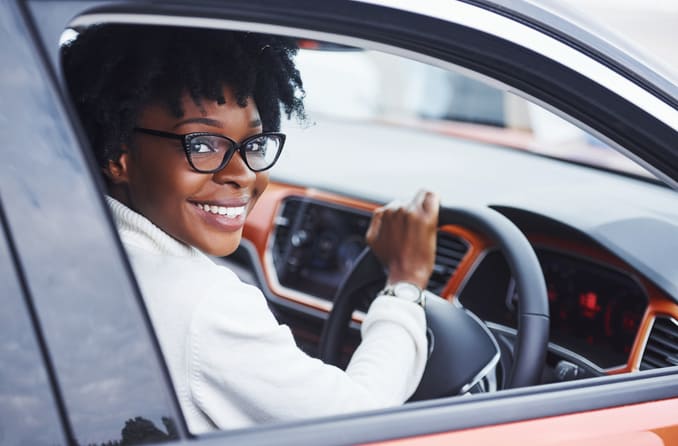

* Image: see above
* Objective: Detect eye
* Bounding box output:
[250,142,265,153]
[246,138,268,155]
[189,141,217,154]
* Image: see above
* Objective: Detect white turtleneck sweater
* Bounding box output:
[106,197,427,433]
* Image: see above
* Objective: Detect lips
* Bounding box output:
[189,198,250,231]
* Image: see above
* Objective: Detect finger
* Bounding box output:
[383,199,402,211]
[410,189,429,211]
[365,210,383,244]
[421,191,439,216]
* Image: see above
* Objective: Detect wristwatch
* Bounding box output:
[380,281,426,308]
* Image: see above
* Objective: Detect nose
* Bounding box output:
[212,151,256,188]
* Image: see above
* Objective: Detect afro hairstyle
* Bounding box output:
[62,24,305,168]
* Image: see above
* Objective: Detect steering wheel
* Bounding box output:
[318,205,549,399]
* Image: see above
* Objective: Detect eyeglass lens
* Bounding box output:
[187,134,283,172]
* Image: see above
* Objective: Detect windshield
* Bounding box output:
[276,47,655,198]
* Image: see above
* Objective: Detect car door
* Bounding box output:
[7,0,678,445]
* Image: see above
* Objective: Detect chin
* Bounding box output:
[199,237,241,258]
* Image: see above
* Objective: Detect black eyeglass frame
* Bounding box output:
[133,127,286,173]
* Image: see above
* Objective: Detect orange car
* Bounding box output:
[2,0,677,445]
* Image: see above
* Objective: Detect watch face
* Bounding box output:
[393,282,421,302]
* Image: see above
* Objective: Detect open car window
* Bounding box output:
[60,18,677,426]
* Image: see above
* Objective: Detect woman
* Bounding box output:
[63,24,438,433]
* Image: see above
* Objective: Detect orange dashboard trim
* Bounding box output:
[438,224,491,299]
[244,182,380,316]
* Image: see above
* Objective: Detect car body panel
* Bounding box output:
[369,397,678,445]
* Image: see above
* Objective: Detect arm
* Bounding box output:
[189,284,424,427]
[346,190,439,403]
[190,191,438,428]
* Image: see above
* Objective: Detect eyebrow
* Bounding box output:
[173,117,223,129]
[172,117,263,129]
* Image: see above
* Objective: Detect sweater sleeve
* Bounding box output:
[189,278,427,428]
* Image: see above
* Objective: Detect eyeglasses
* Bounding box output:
[133,127,286,173]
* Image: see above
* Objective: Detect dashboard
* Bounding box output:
[459,249,647,370]
[241,183,678,381]
[271,197,372,303]
[269,196,469,312]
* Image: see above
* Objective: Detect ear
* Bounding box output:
[103,150,131,185]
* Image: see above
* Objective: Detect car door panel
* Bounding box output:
[367,397,678,445]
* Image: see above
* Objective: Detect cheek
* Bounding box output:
[252,172,270,202]
[130,153,204,207]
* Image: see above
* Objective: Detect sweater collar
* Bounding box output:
[106,196,203,258]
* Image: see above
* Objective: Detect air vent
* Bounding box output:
[271,198,302,267]
[427,232,469,294]
[640,316,678,370]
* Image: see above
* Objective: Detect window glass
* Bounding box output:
[0,208,66,446]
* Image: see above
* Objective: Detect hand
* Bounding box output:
[365,190,439,289]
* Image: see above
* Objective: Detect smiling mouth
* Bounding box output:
[193,202,247,218]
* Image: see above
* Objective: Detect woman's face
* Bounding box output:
[109,86,269,256]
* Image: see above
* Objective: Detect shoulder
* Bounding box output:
[182,259,280,337]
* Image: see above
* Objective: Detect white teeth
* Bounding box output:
[195,202,246,218]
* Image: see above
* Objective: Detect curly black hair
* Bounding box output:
[62,24,305,168]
